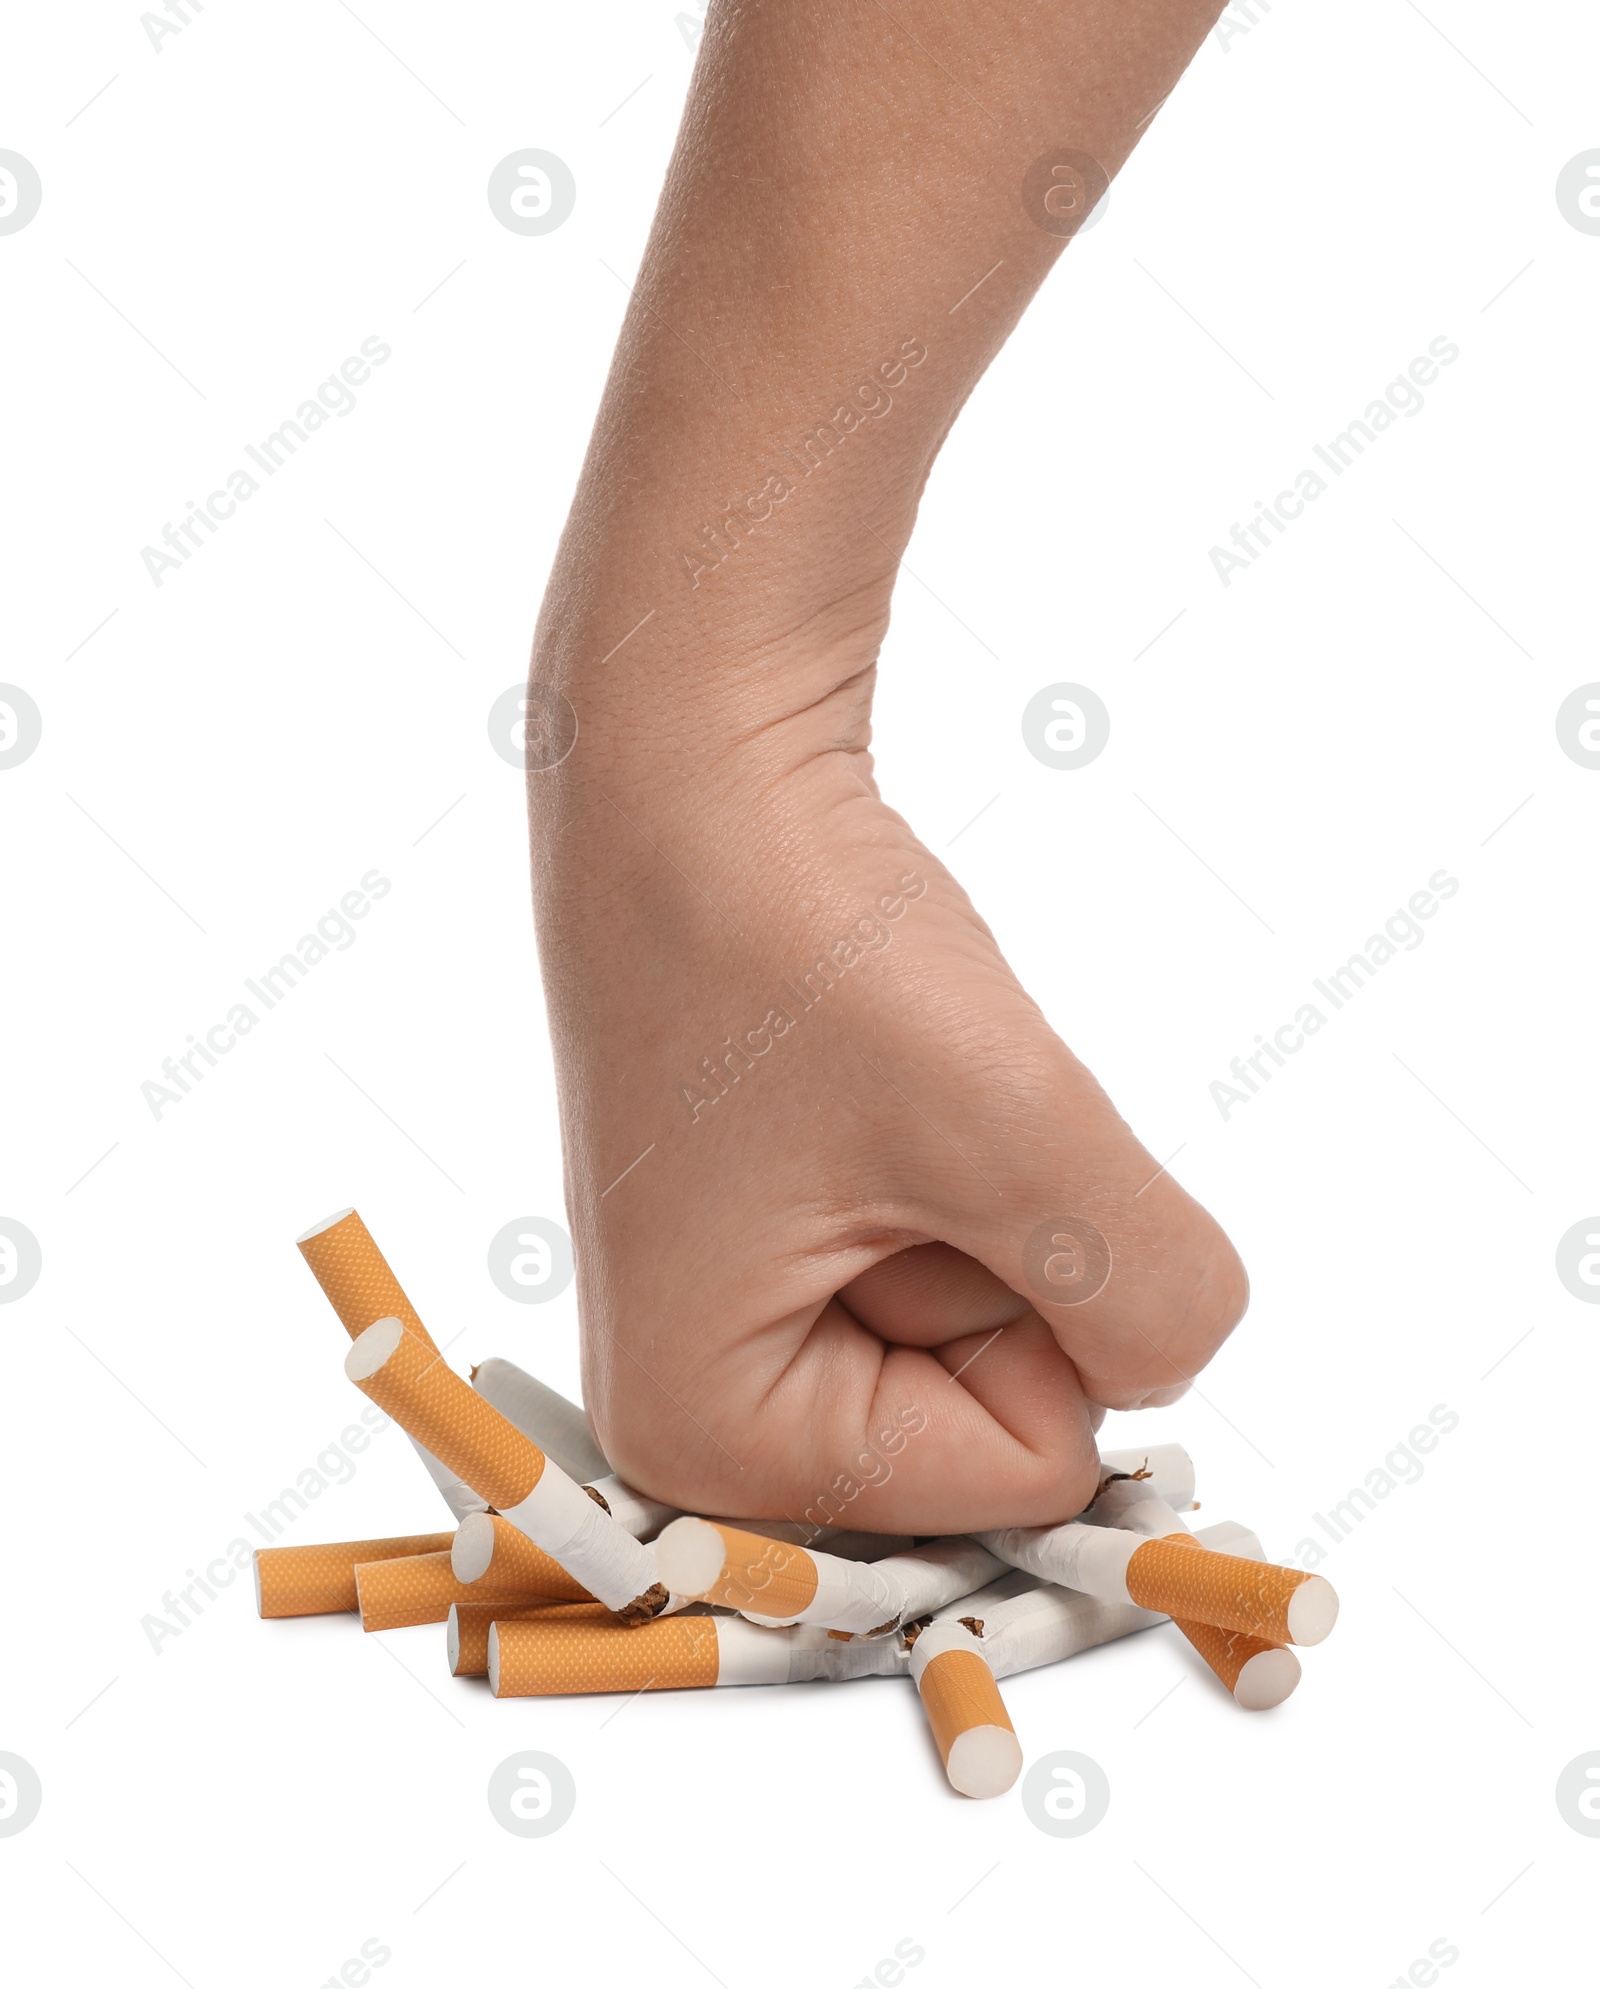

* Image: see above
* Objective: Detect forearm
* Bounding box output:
[525,0,1226,1162]
[530,0,1223,752]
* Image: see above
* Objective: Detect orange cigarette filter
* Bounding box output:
[1125,1536,1336,1647]
[448,1601,611,1677]
[1159,1535,1301,1709]
[297,1209,438,1349]
[349,1323,542,1510]
[253,1531,455,1619]
[489,1612,721,1698]
[353,1550,563,1633]
[451,1514,593,1602]
[1177,1616,1300,1708]
[664,1521,820,1618]
[908,1622,1022,1799]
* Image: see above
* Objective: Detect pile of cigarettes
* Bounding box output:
[259,1209,1340,1798]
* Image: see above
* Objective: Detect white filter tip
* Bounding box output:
[1286,1575,1339,1646]
[946,1726,1023,1799]
[654,1517,726,1598]
[451,1512,495,1583]
[344,1315,405,1381]
[1234,1645,1301,1710]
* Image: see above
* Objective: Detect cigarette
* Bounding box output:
[486,1610,900,1698]
[469,1356,611,1486]
[353,1550,563,1634]
[447,1601,611,1677]
[344,1318,669,1621]
[976,1514,1337,1646]
[450,1513,594,1601]
[296,1208,487,1521]
[655,1519,902,1632]
[253,1530,454,1618]
[975,1520,1270,1676]
[657,1522,1004,1637]
[1092,1480,1300,1710]
[907,1618,1022,1799]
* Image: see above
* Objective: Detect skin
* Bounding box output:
[525,0,1247,1533]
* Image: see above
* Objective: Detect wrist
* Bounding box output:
[526,331,959,783]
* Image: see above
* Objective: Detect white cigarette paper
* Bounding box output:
[469,1357,611,1486]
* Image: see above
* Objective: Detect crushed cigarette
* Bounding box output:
[909,1618,1022,1799]
[344,1317,672,1622]
[265,1209,1342,1799]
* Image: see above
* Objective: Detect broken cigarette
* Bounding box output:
[1093,1479,1300,1710]
[908,1618,1022,1799]
[976,1512,1336,1646]
[486,1609,902,1698]
[975,1519,1269,1677]
[480,1519,1269,1699]
[448,1601,611,1677]
[296,1209,487,1521]
[253,1530,455,1619]
[469,1356,611,1486]
[450,1513,594,1601]
[656,1521,1005,1637]
[344,1318,669,1621]
[655,1519,899,1632]
[353,1550,566,1634]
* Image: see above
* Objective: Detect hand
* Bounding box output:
[533,704,1247,1535]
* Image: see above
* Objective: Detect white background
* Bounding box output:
[3,1,1597,1983]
